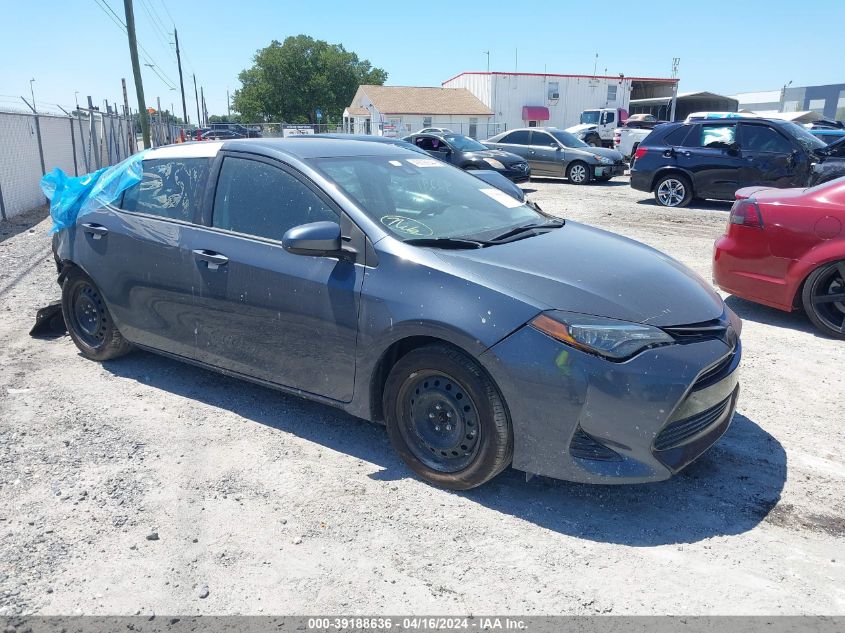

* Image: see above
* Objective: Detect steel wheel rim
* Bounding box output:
[811,262,845,333]
[398,370,481,473]
[570,164,587,183]
[71,283,107,347]
[657,178,685,206]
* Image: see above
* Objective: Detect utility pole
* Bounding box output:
[121,78,134,153]
[200,86,206,126]
[193,74,200,128]
[227,89,230,118]
[123,0,150,148]
[174,29,188,127]
[483,51,490,73]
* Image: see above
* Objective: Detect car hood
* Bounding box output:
[567,145,624,161]
[436,222,724,327]
[565,123,596,135]
[464,149,525,165]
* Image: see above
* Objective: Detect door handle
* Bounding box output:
[81,223,108,239]
[193,249,229,271]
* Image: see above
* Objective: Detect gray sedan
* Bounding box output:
[485,127,625,184]
[52,138,740,490]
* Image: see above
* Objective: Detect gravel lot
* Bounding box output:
[0,176,843,616]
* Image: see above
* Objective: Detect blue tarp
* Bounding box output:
[40,150,147,233]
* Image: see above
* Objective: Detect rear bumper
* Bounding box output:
[713,235,796,312]
[480,325,741,484]
[630,170,653,192]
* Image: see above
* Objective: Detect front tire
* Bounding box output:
[654,173,692,207]
[382,344,512,490]
[61,268,133,361]
[585,135,602,147]
[567,161,590,185]
[801,261,845,339]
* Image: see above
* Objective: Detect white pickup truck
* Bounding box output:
[613,127,652,162]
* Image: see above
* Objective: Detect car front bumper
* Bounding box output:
[594,163,625,178]
[501,165,531,183]
[480,325,740,484]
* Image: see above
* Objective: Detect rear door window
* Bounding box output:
[696,124,737,149]
[212,156,336,242]
[663,126,691,146]
[740,124,794,153]
[530,131,558,147]
[121,158,211,222]
[499,130,531,145]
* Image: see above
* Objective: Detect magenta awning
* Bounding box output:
[522,106,550,121]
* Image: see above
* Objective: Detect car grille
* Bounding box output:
[570,427,622,462]
[693,351,736,390]
[653,396,732,451]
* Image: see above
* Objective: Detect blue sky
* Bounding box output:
[3,0,843,120]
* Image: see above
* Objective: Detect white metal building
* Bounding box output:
[343,85,494,138]
[442,71,678,135]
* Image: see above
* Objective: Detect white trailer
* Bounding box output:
[442,71,677,138]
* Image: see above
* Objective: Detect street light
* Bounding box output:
[29,78,36,113]
[780,80,793,112]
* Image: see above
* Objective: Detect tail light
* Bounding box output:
[729,199,763,228]
[633,146,648,160]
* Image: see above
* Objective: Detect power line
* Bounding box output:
[91,0,179,90]
[139,0,175,62]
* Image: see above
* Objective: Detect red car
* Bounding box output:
[713,177,845,338]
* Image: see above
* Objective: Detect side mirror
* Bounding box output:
[727,142,740,156]
[283,221,342,257]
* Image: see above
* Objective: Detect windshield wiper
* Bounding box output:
[486,219,564,243]
[404,237,488,249]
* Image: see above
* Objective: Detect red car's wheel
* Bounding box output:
[802,261,845,339]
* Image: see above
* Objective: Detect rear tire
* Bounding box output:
[654,173,692,207]
[382,344,512,490]
[61,268,133,361]
[801,261,845,339]
[567,161,590,185]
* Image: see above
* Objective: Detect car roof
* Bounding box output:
[168,137,419,159]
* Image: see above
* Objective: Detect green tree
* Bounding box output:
[232,35,387,123]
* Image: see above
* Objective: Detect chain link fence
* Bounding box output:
[209,121,508,141]
[0,105,153,220]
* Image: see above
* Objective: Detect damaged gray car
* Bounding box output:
[52,138,741,489]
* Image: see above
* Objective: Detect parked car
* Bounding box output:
[303,133,525,200]
[625,114,660,129]
[416,127,453,135]
[404,133,530,183]
[713,177,845,339]
[631,117,845,207]
[53,138,740,489]
[485,127,625,184]
[201,129,245,140]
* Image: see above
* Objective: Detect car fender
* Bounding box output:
[345,246,544,421]
[650,165,697,192]
[788,239,845,304]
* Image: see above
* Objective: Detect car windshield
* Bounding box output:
[549,130,589,148]
[443,134,487,151]
[782,121,828,153]
[310,155,545,242]
[580,111,600,124]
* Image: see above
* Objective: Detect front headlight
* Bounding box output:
[483,158,506,170]
[591,155,613,164]
[530,311,674,360]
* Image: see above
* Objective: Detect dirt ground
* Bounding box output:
[0,177,842,617]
